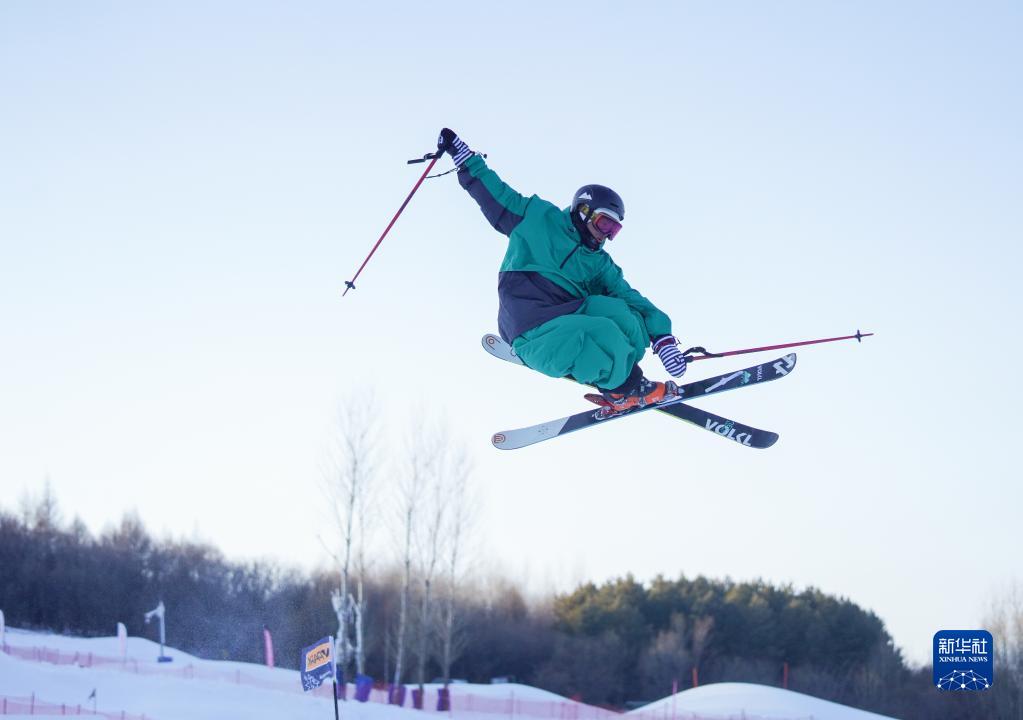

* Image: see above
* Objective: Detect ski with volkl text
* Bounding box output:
[491,400,778,451]
[670,403,778,448]
[482,334,791,450]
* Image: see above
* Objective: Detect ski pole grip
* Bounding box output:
[681,346,719,360]
[407,151,442,165]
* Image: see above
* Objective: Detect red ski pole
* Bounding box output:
[343,150,444,296]
[682,329,873,362]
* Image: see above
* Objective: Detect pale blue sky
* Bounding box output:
[1,2,1020,666]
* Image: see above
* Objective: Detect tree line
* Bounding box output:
[2,492,1020,719]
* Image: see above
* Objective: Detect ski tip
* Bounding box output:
[770,353,796,376]
[757,432,780,449]
[491,432,509,449]
[482,332,526,365]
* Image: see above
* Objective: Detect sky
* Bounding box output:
[1,1,1021,667]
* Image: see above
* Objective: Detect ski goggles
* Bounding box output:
[590,209,623,240]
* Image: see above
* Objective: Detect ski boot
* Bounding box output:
[591,377,681,415]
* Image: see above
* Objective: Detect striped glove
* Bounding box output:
[437,128,474,167]
[652,335,687,378]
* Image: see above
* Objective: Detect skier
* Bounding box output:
[438,128,688,412]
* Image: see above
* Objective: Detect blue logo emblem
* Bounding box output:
[933,630,993,691]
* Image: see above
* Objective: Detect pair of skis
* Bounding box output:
[482,334,793,451]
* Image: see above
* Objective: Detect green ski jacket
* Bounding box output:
[457,154,672,343]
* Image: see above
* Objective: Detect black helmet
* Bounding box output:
[571,184,624,224]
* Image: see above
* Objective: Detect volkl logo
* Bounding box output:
[705,419,752,446]
[773,354,796,376]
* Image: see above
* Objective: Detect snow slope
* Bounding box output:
[0,627,899,720]
[632,682,898,720]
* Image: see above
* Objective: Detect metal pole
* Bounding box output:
[684,330,874,362]
[343,153,443,296]
[331,635,341,720]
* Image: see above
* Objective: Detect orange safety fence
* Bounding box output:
[451,694,619,719]
[0,693,148,718]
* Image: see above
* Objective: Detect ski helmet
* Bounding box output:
[572,184,625,224]
[572,184,624,249]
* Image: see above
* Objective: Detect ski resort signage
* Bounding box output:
[300,636,335,691]
[933,629,994,691]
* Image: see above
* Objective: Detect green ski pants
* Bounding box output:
[511,295,649,391]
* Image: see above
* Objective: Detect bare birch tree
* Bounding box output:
[324,393,377,682]
[389,414,477,704]
[985,581,1023,718]
[391,420,432,699]
[413,462,446,695]
[413,439,451,698]
[352,507,369,675]
[392,488,414,700]
[436,450,475,685]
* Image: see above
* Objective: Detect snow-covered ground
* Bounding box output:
[0,627,899,720]
[630,683,898,720]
